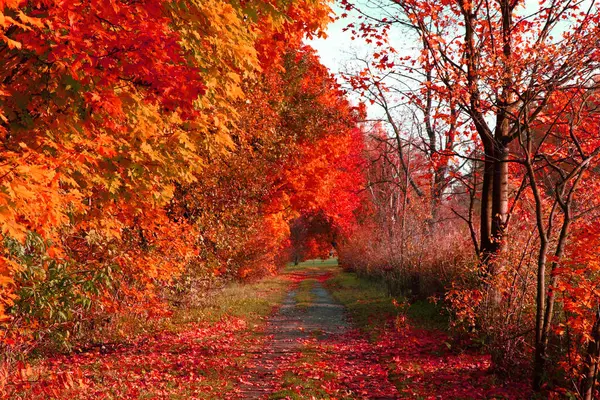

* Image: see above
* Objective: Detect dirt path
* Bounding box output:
[235,271,398,399]
[9,264,529,399]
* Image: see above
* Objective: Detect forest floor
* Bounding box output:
[8,260,531,399]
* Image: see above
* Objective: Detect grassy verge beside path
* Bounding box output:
[8,271,292,399]
[322,261,530,399]
[325,267,448,334]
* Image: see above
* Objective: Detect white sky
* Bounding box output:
[304,2,420,121]
[306,0,589,73]
[305,4,355,75]
[305,2,418,75]
[304,0,595,125]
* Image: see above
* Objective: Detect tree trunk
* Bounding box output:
[480,148,494,261]
[533,218,571,391]
[480,0,513,272]
[532,242,549,391]
[527,154,550,392]
[581,308,600,400]
[532,167,582,392]
[490,143,510,263]
[480,149,509,260]
[480,142,510,305]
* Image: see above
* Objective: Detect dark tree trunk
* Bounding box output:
[480,141,510,305]
[581,308,600,400]
[480,147,494,263]
[490,143,510,260]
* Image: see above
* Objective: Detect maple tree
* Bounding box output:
[0,0,369,374]
[7,0,600,397]
[339,0,600,395]
[518,87,600,396]
[168,44,364,279]
[343,0,600,260]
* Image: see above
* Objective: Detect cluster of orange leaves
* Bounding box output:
[0,0,365,349]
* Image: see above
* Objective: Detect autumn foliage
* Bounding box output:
[0,0,365,367]
[337,0,600,396]
[7,0,600,397]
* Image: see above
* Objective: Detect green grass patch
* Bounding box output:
[89,275,290,345]
[295,279,317,309]
[284,258,339,273]
[326,271,448,334]
[407,299,448,331]
[326,272,397,335]
[169,275,289,327]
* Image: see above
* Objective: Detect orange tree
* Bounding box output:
[169,45,365,280]
[0,0,363,354]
